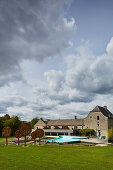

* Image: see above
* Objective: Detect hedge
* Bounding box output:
[79,129,95,136]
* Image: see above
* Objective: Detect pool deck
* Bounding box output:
[1,136,111,146]
[81,138,109,145]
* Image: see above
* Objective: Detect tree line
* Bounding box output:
[0,114,39,136]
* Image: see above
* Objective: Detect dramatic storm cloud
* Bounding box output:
[0,0,113,120]
[0,0,76,87]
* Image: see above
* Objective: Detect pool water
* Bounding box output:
[47,136,87,143]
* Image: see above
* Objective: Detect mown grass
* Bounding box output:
[0,143,113,170]
[0,136,16,141]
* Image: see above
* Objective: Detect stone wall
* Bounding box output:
[84,111,108,137]
[34,119,46,130]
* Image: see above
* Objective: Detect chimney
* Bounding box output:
[74,116,77,119]
[103,106,107,110]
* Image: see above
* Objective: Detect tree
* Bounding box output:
[0,114,10,136]
[31,131,37,144]
[2,127,12,145]
[15,130,22,145]
[0,117,4,136]
[108,128,113,142]
[35,129,44,145]
[4,116,21,135]
[30,117,38,128]
[19,122,32,146]
[2,114,10,121]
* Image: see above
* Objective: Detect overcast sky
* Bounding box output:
[0,0,113,120]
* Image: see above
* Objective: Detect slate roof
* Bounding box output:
[90,106,113,118]
[47,119,84,126]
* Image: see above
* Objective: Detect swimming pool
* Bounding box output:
[47,136,87,143]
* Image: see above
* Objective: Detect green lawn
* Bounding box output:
[0,136,24,141]
[0,143,113,170]
[0,136,16,141]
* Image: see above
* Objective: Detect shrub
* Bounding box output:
[79,129,95,136]
[108,128,113,142]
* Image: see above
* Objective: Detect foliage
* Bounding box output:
[0,115,21,136]
[4,116,21,135]
[35,129,44,138]
[19,122,31,136]
[0,114,11,136]
[0,118,4,136]
[2,127,12,137]
[79,129,95,136]
[108,128,113,142]
[2,114,10,121]
[15,130,22,138]
[30,117,38,128]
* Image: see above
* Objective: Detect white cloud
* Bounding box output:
[64,17,76,29]
[65,39,113,94]
[106,37,113,56]
[44,70,65,91]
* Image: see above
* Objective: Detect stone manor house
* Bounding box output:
[34,106,113,138]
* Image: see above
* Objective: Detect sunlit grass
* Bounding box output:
[0,143,113,170]
[0,136,16,141]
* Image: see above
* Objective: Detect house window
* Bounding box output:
[97,122,99,127]
[97,116,99,120]
[90,116,92,118]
